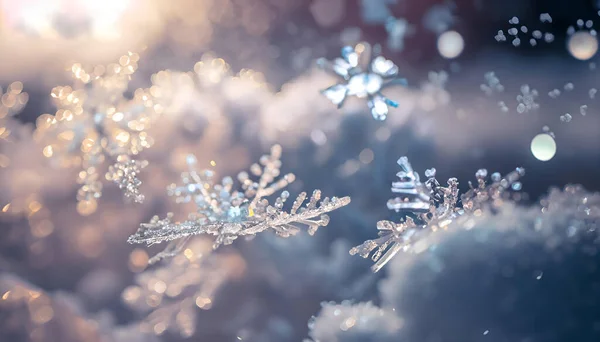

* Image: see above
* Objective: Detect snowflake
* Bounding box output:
[127,145,351,261]
[33,52,162,215]
[516,84,539,113]
[0,82,29,141]
[318,43,407,121]
[350,157,525,272]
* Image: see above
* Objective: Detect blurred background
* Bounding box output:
[0,0,599,341]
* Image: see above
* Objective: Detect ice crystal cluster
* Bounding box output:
[33,53,162,215]
[122,239,244,337]
[0,82,29,142]
[480,72,504,96]
[318,43,407,121]
[127,145,351,262]
[495,15,555,47]
[351,157,525,272]
[516,84,539,113]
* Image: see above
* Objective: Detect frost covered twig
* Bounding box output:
[351,157,524,272]
[128,145,351,262]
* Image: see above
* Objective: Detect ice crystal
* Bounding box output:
[128,145,351,261]
[497,14,555,47]
[516,84,539,113]
[33,53,161,214]
[318,43,407,121]
[567,19,597,37]
[350,157,524,272]
[106,156,149,203]
[560,113,573,122]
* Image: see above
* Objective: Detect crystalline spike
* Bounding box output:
[351,157,525,272]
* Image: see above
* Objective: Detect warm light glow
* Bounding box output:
[2,0,132,40]
[568,31,598,61]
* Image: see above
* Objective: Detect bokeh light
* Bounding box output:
[437,30,464,59]
[567,31,598,60]
[530,133,557,161]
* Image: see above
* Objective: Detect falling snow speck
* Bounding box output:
[564,83,574,91]
[539,13,552,23]
[548,89,561,98]
[580,105,588,116]
[495,30,506,42]
[560,113,573,122]
[590,88,597,99]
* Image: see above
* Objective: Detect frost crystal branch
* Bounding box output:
[33,53,162,215]
[318,42,407,121]
[128,145,351,262]
[351,157,525,272]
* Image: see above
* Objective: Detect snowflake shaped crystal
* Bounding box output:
[318,43,407,121]
[128,145,351,262]
[350,157,525,272]
[33,53,161,215]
